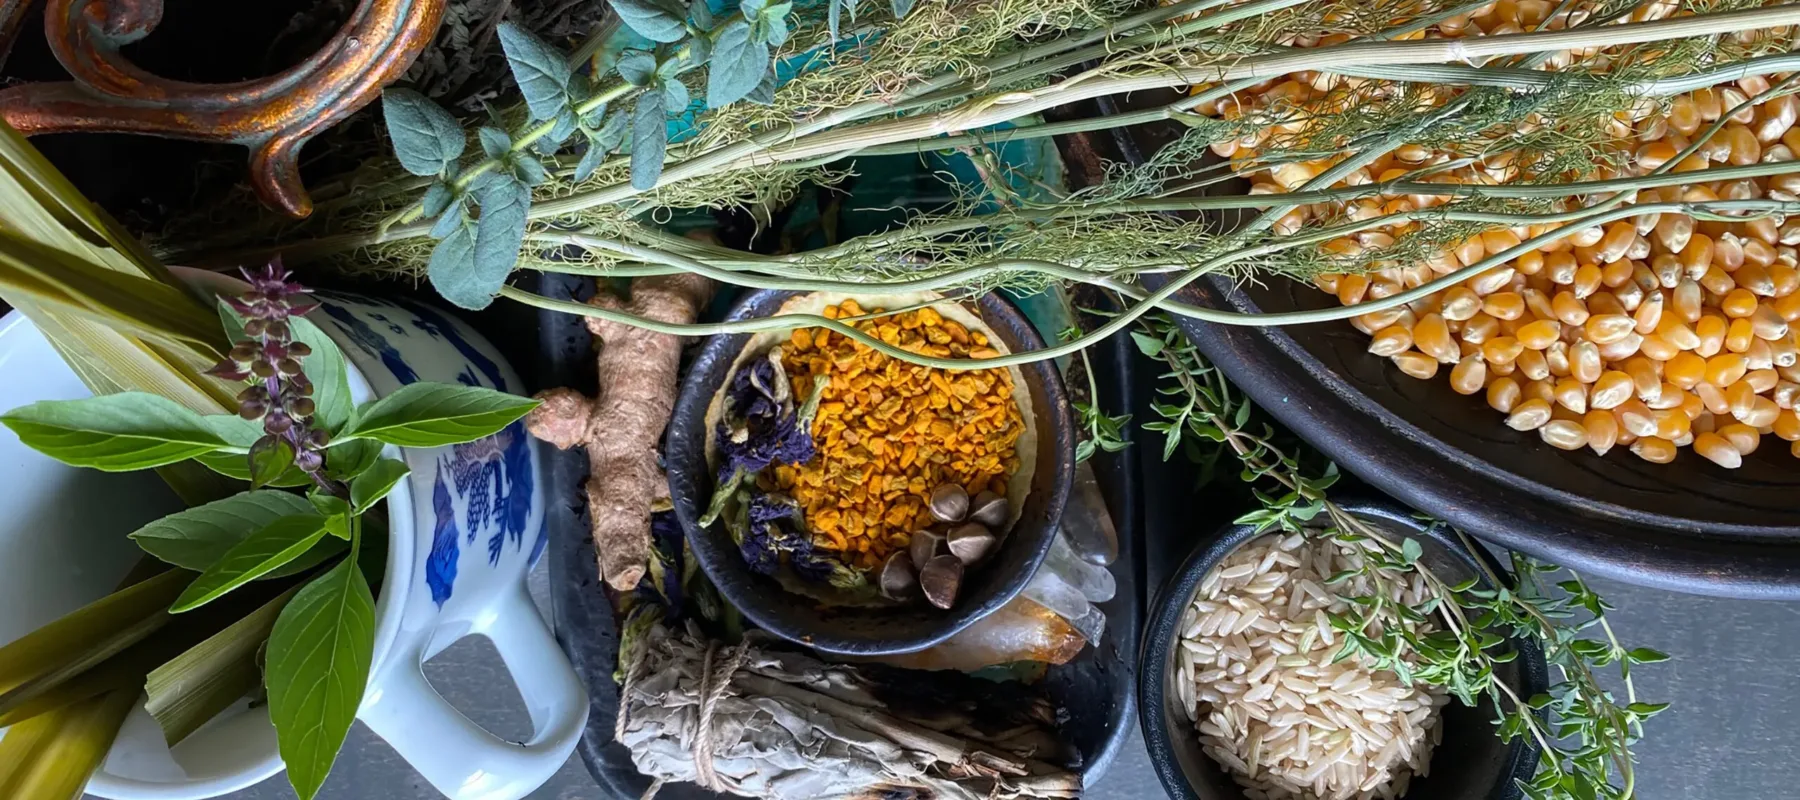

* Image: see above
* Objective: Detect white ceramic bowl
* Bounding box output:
[0,278,586,800]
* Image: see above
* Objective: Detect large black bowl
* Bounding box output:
[1140,497,1548,800]
[1061,99,1800,599]
[666,289,1074,655]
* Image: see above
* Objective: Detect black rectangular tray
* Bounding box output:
[526,271,1146,798]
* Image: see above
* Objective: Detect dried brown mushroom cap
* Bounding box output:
[969,490,1008,528]
[946,523,997,565]
[919,555,964,610]
[879,551,919,601]
[928,483,970,524]
[909,529,945,568]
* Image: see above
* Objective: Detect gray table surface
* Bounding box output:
[188,556,1795,800]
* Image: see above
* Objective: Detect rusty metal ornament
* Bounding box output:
[0,0,447,218]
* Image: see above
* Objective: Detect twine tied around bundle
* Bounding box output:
[624,639,750,800]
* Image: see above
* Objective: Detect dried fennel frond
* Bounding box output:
[617,615,1081,799]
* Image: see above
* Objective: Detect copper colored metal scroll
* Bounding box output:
[0,0,446,217]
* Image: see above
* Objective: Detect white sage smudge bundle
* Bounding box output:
[617,615,1081,800]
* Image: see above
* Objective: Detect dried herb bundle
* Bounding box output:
[616,613,1081,799]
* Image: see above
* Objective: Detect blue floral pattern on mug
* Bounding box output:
[315,295,544,608]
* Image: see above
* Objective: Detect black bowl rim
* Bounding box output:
[1136,495,1549,800]
[666,288,1074,655]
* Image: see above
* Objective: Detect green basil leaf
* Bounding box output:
[617,50,657,86]
[477,126,511,159]
[325,437,384,481]
[266,536,349,580]
[290,317,354,435]
[248,437,297,490]
[1,392,232,471]
[266,556,375,800]
[216,298,248,343]
[195,450,312,487]
[421,182,455,217]
[496,21,572,121]
[341,383,538,447]
[610,0,688,42]
[382,89,465,177]
[631,92,668,191]
[311,493,353,540]
[171,514,332,612]
[130,490,318,571]
[350,459,411,513]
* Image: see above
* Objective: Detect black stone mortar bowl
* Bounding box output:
[1139,497,1548,800]
[666,288,1074,656]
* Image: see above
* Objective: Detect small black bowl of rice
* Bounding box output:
[1139,496,1548,800]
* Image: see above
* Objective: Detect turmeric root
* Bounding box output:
[527,274,713,591]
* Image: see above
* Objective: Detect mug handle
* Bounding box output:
[358,584,588,800]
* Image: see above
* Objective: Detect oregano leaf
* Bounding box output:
[892,0,915,18]
[429,208,467,241]
[631,92,668,191]
[548,108,579,145]
[689,0,714,29]
[421,182,455,217]
[381,89,465,177]
[496,21,573,121]
[609,0,689,42]
[757,5,791,45]
[664,76,691,110]
[581,102,608,128]
[828,0,841,40]
[595,110,630,152]
[426,223,478,308]
[434,176,535,310]
[478,126,511,159]
[574,141,608,183]
[618,50,657,86]
[708,21,769,109]
[514,156,550,186]
[746,70,777,105]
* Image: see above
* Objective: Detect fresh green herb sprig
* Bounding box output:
[1132,310,1667,800]
[0,263,539,800]
[379,0,820,310]
[1058,322,1131,463]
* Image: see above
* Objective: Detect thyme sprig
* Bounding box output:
[1134,310,1668,800]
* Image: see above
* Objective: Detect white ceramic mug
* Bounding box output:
[0,278,586,800]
